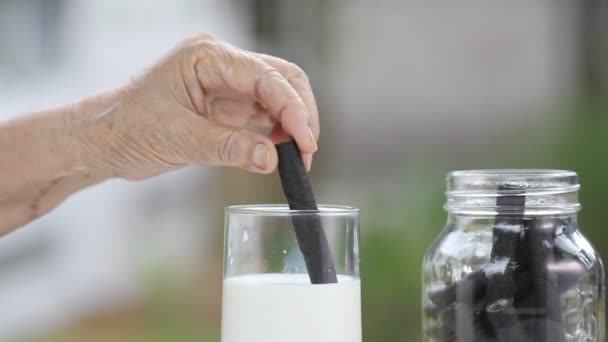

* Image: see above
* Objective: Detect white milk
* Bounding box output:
[221,273,362,342]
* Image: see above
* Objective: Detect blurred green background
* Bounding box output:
[0,0,607,341]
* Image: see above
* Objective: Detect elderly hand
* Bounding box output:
[78,33,319,180]
[0,33,320,234]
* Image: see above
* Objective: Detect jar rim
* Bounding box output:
[445,169,581,215]
[449,169,577,178]
[447,169,579,193]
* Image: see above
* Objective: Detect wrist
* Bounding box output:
[67,87,130,180]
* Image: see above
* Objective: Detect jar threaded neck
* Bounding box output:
[445,169,580,216]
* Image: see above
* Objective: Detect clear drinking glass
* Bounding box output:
[221,204,361,342]
[422,170,605,341]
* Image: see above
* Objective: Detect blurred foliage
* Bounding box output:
[361,168,445,341]
[549,99,608,255]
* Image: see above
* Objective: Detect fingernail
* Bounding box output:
[303,154,313,172]
[308,128,318,152]
[252,143,270,170]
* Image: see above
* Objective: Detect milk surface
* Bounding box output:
[221,273,361,342]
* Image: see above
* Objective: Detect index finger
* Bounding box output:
[255,54,320,142]
[193,45,317,154]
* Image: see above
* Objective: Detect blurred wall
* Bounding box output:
[226,0,582,211]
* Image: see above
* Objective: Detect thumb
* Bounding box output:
[195,120,278,174]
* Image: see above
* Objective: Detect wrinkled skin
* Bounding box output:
[80,33,319,178]
[0,33,319,235]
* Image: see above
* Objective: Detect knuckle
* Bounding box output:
[182,32,217,46]
[180,34,220,58]
[198,32,217,41]
[261,63,282,79]
[177,39,216,68]
[286,62,309,83]
[230,49,256,70]
[217,129,237,165]
[216,129,249,167]
[194,40,218,56]
[254,65,284,99]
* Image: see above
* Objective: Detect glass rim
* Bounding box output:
[225,204,359,216]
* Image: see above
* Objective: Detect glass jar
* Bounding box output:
[422,170,605,341]
[221,205,361,342]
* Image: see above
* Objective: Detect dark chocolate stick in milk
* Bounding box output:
[276,140,338,284]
